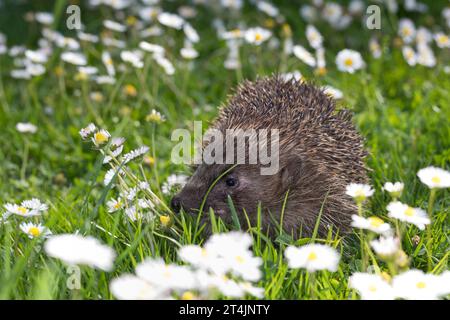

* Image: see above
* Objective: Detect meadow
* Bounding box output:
[0,0,449,300]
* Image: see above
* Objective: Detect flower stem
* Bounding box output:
[426,188,437,271]
[357,202,367,271]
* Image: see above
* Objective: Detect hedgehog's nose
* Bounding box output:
[171,195,182,213]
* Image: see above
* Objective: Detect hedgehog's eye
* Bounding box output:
[225,177,238,187]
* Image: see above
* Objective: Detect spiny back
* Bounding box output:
[213,76,367,184]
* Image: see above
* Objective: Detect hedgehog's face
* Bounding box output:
[171,164,282,226]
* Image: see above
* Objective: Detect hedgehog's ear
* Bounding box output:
[279,155,302,190]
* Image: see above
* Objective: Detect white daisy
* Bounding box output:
[92,129,111,147]
[103,20,127,33]
[16,122,37,134]
[335,49,365,73]
[370,236,400,257]
[136,259,197,291]
[434,32,450,48]
[20,222,52,239]
[123,146,150,164]
[244,27,271,45]
[106,198,123,213]
[162,174,188,194]
[120,50,144,69]
[383,182,404,198]
[79,123,96,139]
[44,234,116,271]
[157,12,185,30]
[351,215,391,234]
[285,244,340,272]
[61,51,87,66]
[417,166,450,189]
[392,270,448,300]
[402,46,417,66]
[110,274,169,300]
[349,273,395,300]
[306,25,323,49]
[293,45,316,67]
[398,18,416,43]
[387,201,430,230]
[345,183,374,202]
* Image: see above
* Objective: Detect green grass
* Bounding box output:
[0,1,449,299]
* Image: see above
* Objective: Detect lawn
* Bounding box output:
[0,0,448,300]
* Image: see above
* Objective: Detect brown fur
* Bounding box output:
[171,76,368,237]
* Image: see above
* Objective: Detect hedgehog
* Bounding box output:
[171,76,368,237]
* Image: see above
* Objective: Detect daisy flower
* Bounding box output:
[293,45,316,67]
[180,47,199,60]
[398,18,416,43]
[44,234,116,271]
[417,166,450,189]
[162,174,188,194]
[120,50,144,69]
[285,244,340,272]
[416,43,436,67]
[157,12,185,30]
[79,123,96,139]
[154,55,175,75]
[392,270,448,300]
[139,42,165,55]
[280,71,303,82]
[345,183,374,202]
[306,25,323,49]
[106,198,123,213]
[123,146,150,164]
[16,122,37,134]
[434,32,450,48]
[92,129,111,147]
[387,201,430,230]
[61,51,87,66]
[335,49,365,73]
[322,86,343,99]
[35,12,54,25]
[244,27,272,45]
[256,1,279,17]
[110,274,168,300]
[383,182,404,198]
[20,222,52,239]
[351,215,391,234]
[370,236,400,257]
[101,51,115,76]
[402,46,417,66]
[136,259,197,291]
[103,20,127,33]
[349,273,395,300]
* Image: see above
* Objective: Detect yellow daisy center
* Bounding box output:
[236,255,245,264]
[402,28,411,36]
[368,217,384,228]
[29,226,41,237]
[201,249,208,257]
[416,281,426,289]
[94,132,109,144]
[255,33,263,41]
[431,176,441,184]
[18,206,28,215]
[181,291,195,300]
[307,251,318,261]
[344,58,354,66]
[113,202,122,209]
[437,35,448,44]
[368,284,377,292]
[404,207,415,217]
